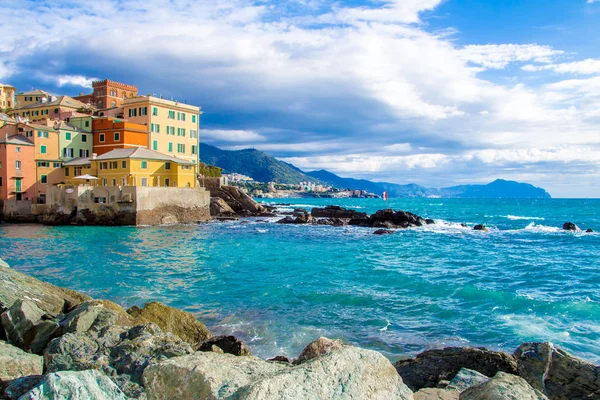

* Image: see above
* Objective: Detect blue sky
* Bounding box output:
[2,0,600,197]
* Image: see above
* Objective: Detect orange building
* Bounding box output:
[75,79,138,110]
[0,134,36,201]
[92,117,149,155]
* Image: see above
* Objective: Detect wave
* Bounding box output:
[520,222,562,234]
[506,215,545,221]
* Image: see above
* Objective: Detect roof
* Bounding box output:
[18,89,51,96]
[63,157,92,166]
[0,113,15,123]
[55,122,90,133]
[21,123,59,132]
[0,134,34,146]
[0,83,16,89]
[16,95,88,110]
[95,147,195,165]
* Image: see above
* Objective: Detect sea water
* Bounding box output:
[1,198,599,363]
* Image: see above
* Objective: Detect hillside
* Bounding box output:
[437,179,551,198]
[199,143,319,184]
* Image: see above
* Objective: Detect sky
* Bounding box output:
[2,0,600,197]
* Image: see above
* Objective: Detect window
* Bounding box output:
[110,161,118,169]
[111,101,117,108]
[128,108,137,117]
[112,179,117,186]
[37,131,49,138]
[152,140,158,151]
[100,162,108,170]
[177,112,186,121]
[165,178,170,187]
[177,128,186,136]
[74,167,82,176]
[152,107,158,116]
[141,160,148,169]
[151,123,160,133]
[79,149,89,158]
[82,134,87,142]
[15,161,21,170]
[37,161,49,167]
[98,100,103,108]
[0,177,2,186]
[114,132,120,141]
[66,132,71,140]
[94,197,107,204]
[63,148,74,157]
[140,107,147,116]
[141,178,148,186]
[191,145,197,155]
[190,130,198,139]
[177,143,185,153]
[26,131,33,137]
[168,110,175,119]
[122,161,127,168]
[65,167,69,176]
[41,175,48,183]
[168,142,173,152]
[41,145,47,154]
[85,121,90,128]
[99,133,105,142]
[53,162,61,168]
[192,115,196,123]
[102,179,107,186]
[15,146,21,153]
[43,110,49,115]
[165,162,171,170]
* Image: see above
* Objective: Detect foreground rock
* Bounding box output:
[19,370,127,400]
[460,372,548,400]
[414,388,460,400]
[395,346,518,391]
[1,299,60,354]
[562,222,580,231]
[144,344,413,400]
[514,342,600,400]
[0,341,43,380]
[447,368,490,392]
[127,301,212,349]
[197,335,251,356]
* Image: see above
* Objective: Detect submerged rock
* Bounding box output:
[562,222,580,231]
[294,337,343,365]
[198,335,252,356]
[394,346,518,391]
[126,301,212,349]
[0,341,43,381]
[19,370,127,400]
[459,372,548,400]
[373,229,395,235]
[514,342,600,400]
[311,206,368,220]
[586,228,594,233]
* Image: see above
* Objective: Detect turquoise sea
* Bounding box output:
[1,198,599,363]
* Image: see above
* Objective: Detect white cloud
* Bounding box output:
[522,59,600,75]
[202,129,265,142]
[55,75,96,88]
[460,44,563,69]
[321,0,444,25]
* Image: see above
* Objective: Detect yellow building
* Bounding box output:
[15,90,51,108]
[122,96,200,164]
[9,95,91,122]
[0,83,16,110]
[63,147,197,188]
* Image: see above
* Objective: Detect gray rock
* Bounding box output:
[414,388,460,400]
[267,355,292,364]
[460,372,548,400]
[209,197,236,217]
[143,351,288,400]
[18,369,127,400]
[294,336,343,364]
[1,299,60,354]
[2,375,44,400]
[514,342,600,400]
[447,368,490,391]
[44,333,103,372]
[394,346,518,391]
[0,257,90,316]
[0,341,43,381]
[198,335,251,356]
[60,300,136,335]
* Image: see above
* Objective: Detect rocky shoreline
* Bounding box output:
[1,257,599,399]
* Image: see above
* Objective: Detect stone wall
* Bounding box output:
[135,187,210,225]
[0,199,37,223]
[198,177,222,191]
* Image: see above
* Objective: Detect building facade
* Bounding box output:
[15,90,51,108]
[91,117,148,155]
[122,96,200,164]
[9,95,91,122]
[0,83,16,110]
[0,135,36,201]
[74,79,138,110]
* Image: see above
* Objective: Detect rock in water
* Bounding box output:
[198,335,251,356]
[459,372,548,400]
[373,229,395,235]
[143,345,413,400]
[473,224,487,231]
[562,222,580,231]
[0,341,43,380]
[514,342,600,399]
[19,370,127,400]
[586,228,594,233]
[294,337,343,364]
[394,346,518,391]
[126,302,212,349]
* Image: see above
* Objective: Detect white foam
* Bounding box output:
[506,215,545,221]
[520,222,561,233]
[379,320,391,332]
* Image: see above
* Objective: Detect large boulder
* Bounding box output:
[0,257,90,316]
[127,302,212,349]
[60,300,137,335]
[143,351,289,400]
[447,368,490,392]
[0,341,43,381]
[311,206,367,220]
[198,335,251,356]
[209,197,236,217]
[562,222,580,231]
[143,344,413,400]
[44,333,103,372]
[210,186,269,216]
[394,346,518,391]
[414,388,460,400]
[2,375,44,400]
[294,337,343,364]
[367,209,426,229]
[514,342,600,400]
[460,372,548,400]
[1,299,60,354]
[18,370,127,400]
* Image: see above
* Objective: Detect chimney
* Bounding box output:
[92,153,97,160]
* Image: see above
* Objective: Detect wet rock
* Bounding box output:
[294,337,343,365]
[425,219,435,225]
[374,229,395,235]
[447,368,490,391]
[415,387,460,400]
[311,206,368,220]
[126,301,212,349]
[367,209,426,228]
[562,222,580,231]
[19,370,127,400]
[473,224,487,231]
[1,299,60,354]
[2,375,44,400]
[586,228,594,233]
[0,257,90,317]
[394,346,518,391]
[276,210,314,225]
[460,372,548,400]
[0,341,43,381]
[267,355,292,364]
[198,335,252,356]
[143,351,288,400]
[514,341,600,400]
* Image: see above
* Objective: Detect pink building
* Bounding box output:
[0,134,36,201]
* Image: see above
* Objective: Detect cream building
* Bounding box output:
[0,83,16,110]
[15,90,51,108]
[122,96,200,164]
